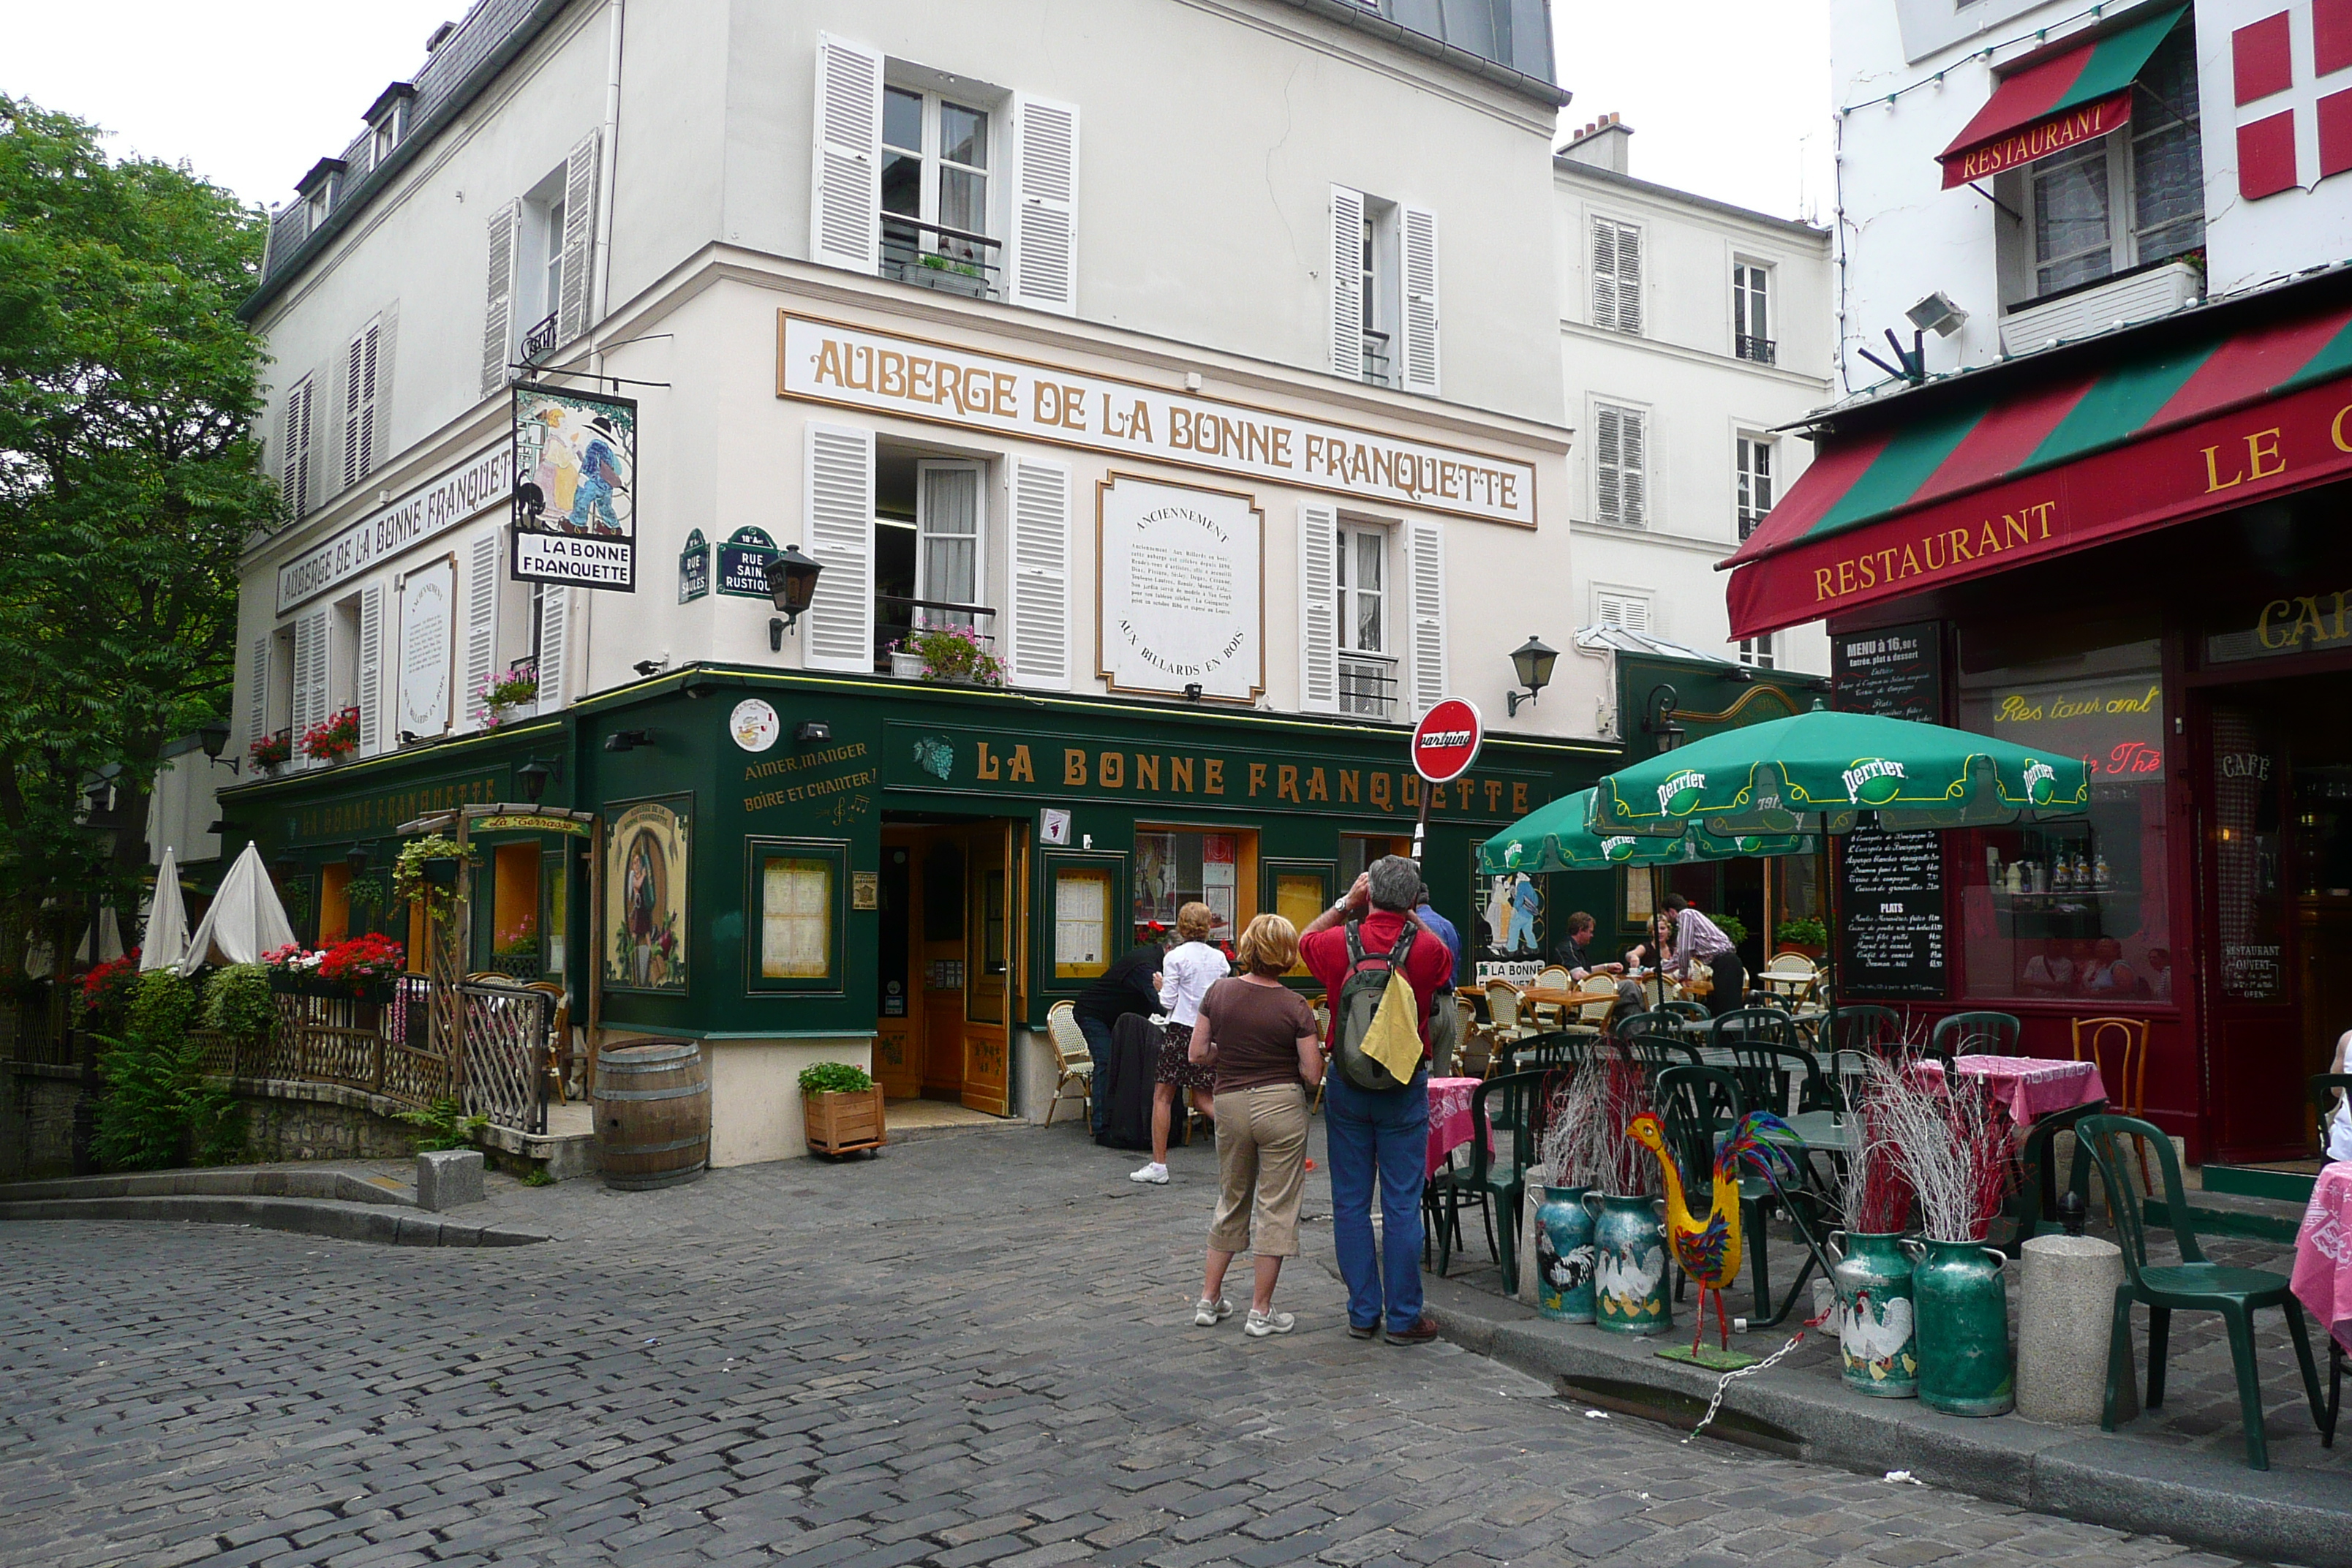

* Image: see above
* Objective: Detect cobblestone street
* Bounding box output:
[0,1122,2261,1568]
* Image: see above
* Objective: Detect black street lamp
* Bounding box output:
[197,719,238,772]
[1642,683,1686,753]
[1505,635,1558,717]
[766,545,825,649]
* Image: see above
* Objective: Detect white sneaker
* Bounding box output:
[1192,1297,1232,1327]
[1128,1162,1169,1184]
[1244,1308,1296,1338]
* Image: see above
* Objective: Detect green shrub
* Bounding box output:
[1714,913,1748,946]
[1774,917,1828,949]
[92,970,245,1170]
[202,963,276,1043]
[399,1097,488,1151]
[798,1060,874,1096]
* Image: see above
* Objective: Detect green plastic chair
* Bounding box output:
[1465,1068,1563,1294]
[2078,1114,2327,1469]
[1929,1010,2020,1063]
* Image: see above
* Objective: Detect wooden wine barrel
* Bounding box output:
[594,1038,709,1190]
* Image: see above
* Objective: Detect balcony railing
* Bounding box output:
[521,312,558,363]
[1735,334,1777,365]
[882,218,1003,300]
[1360,328,1392,385]
[877,597,1000,671]
[1339,651,1398,720]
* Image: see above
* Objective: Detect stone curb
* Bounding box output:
[0,1166,415,1207]
[0,1195,546,1248]
[1417,1272,2351,1568]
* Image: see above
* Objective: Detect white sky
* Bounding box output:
[0,0,1833,220]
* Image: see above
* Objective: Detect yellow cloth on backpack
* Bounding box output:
[1360,967,1424,1083]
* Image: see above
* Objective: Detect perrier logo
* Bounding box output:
[1658,769,1707,816]
[1841,757,1906,805]
[2022,758,2056,804]
[1602,836,1638,862]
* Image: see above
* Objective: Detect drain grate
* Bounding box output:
[1554,1373,1805,1458]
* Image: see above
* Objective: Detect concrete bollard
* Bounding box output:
[1518,1200,1542,1308]
[415,1149,486,1212]
[2016,1232,2135,1425]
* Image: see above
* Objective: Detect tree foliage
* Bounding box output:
[0,98,276,973]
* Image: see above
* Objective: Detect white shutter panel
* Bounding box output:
[1590,217,1617,331]
[357,586,384,756]
[802,422,875,672]
[1618,222,1643,335]
[373,301,397,459]
[537,585,570,709]
[1009,459,1072,690]
[463,532,499,729]
[557,131,600,341]
[1297,502,1339,714]
[1329,186,1365,380]
[1623,595,1651,635]
[342,321,380,487]
[293,610,329,766]
[810,34,883,275]
[1400,204,1439,395]
[1009,96,1079,315]
[246,636,271,745]
[1621,409,1648,528]
[1406,519,1447,715]
[279,377,312,524]
[1594,404,1621,525]
[482,200,521,396]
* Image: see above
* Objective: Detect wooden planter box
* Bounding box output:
[268,973,395,1005]
[804,1086,886,1156]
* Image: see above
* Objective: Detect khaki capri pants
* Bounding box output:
[1207,1082,1311,1258]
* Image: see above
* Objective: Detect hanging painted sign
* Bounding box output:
[778,313,1537,526]
[1096,475,1264,701]
[396,556,456,737]
[717,526,781,598]
[678,528,710,603]
[512,385,636,591]
[275,445,510,614]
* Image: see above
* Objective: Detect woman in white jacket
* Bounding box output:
[1131,902,1231,1185]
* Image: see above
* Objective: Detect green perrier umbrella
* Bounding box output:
[1478,788,1816,875]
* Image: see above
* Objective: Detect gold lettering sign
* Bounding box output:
[1812,500,2057,606]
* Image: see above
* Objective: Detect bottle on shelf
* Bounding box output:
[2094,852,2111,890]
[2004,860,2023,897]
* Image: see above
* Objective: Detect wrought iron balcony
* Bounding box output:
[1360,328,1392,385]
[521,312,558,364]
[875,597,1000,672]
[881,218,1003,300]
[1735,334,1777,365]
[1339,652,1398,720]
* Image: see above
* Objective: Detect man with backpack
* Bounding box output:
[1300,856,1455,1344]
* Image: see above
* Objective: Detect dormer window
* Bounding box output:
[363,83,416,172]
[295,157,347,235]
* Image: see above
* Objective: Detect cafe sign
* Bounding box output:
[275,445,510,614]
[778,314,1537,527]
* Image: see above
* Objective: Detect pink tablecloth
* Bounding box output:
[2292,1164,2352,1354]
[1922,1055,2108,1126]
[1428,1076,1483,1177]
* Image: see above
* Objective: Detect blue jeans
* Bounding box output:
[1324,1067,1429,1333]
[1077,1015,1117,1137]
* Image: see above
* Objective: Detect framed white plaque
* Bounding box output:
[396,555,456,736]
[1096,474,1264,702]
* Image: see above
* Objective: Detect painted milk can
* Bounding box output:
[1588,1192,1671,1335]
[1828,1230,1918,1398]
[1534,1185,1597,1323]
[1909,1239,2015,1417]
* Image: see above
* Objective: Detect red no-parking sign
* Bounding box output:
[1411,697,1484,784]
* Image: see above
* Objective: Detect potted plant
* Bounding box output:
[905,623,1004,687]
[301,706,361,764]
[317,933,406,1001]
[477,663,540,727]
[886,638,927,680]
[249,732,292,775]
[800,1060,886,1157]
[1774,917,1828,960]
[393,834,479,918]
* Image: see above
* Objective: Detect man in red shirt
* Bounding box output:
[1300,856,1454,1343]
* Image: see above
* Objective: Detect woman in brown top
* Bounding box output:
[1186,913,1323,1337]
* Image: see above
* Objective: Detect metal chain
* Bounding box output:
[1681,1307,1831,1445]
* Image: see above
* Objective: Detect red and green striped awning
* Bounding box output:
[1938,4,2185,188]
[1724,294,2352,638]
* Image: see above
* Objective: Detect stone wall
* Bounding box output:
[2,1066,81,1180]
[230,1079,423,1162]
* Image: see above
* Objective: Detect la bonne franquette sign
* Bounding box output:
[275,448,510,614]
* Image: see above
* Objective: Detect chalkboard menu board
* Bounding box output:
[1833,622,1947,998]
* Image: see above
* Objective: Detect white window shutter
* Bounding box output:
[557,131,599,341]
[357,586,384,756]
[1618,223,1643,335]
[1329,186,1365,380]
[1009,459,1072,690]
[1400,205,1439,395]
[482,200,521,396]
[537,585,570,709]
[1594,403,1622,525]
[342,320,380,487]
[1406,519,1447,715]
[802,422,875,672]
[810,34,883,275]
[464,532,499,729]
[293,610,329,765]
[1621,409,1648,527]
[373,303,397,458]
[1590,217,1617,331]
[1297,502,1340,714]
[279,377,312,524]
[1009,96,1079,315]
[1599,591,1652,636]
[246,635,271,744]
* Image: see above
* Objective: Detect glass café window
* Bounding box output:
[1134,829,1251,946]
[1954,618,2172,1004]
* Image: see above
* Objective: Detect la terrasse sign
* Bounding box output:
[275,446,511,614]
[777,314,1537,527]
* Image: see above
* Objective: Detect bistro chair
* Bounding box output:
[2078,1115,2327,1471]
[1930,1010,2021,1063]
[2073,1016,2152,1191]
[1513,1033,1594,1073]
[1605,1013,1702,1087]
[1460,1068,1565,1292]
[1531,965,1574,1027]
[1825,1004,1906,1058]
[1484,980,1539,1057]
[1758,953,1819,1009]
[1042,1001,1094,1129]
[1708,1007,1803,1112]
[1651,1063,1817,1327]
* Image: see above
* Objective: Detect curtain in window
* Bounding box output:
[2033,143,2112,294]
[919,465,979,621]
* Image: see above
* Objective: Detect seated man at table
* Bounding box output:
[1554,909,1641,1015]
[1300,856,1454,1343]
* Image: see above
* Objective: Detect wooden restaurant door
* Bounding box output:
[2195,699,2304,1161]
[959,821,1022,1115]
[875,821,1022,1114]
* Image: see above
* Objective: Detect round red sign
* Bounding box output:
[1411,697,1484,784]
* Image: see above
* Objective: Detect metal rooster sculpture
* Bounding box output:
[1628,1109,1803,1356]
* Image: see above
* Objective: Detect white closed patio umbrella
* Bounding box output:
[176,842,298,976]
[139,846,191,972]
